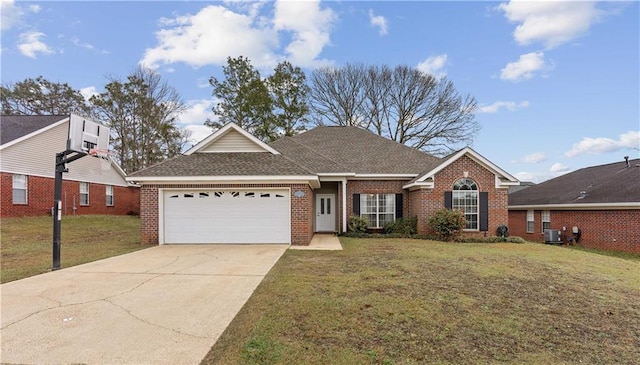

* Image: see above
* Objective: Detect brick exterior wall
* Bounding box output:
[408,155,510,237]
[0,172,139,217]
[346,180,410,230]
[139,183,314,245]
[509,209,640,253]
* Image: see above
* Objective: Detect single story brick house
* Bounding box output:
[508,157,640,253]
[127,123,519,245]
[0,115,140,217]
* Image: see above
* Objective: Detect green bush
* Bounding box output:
[348,215,369,234]
[428,209,466,241]
[384,216,418,235]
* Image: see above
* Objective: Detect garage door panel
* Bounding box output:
[163,189,290,244]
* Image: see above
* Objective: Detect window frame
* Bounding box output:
[12,174,28,204]
[452,178,479,231]
[106,185,114,207]
[360,193,395,229]
[541,210,550,233]
[79,182,90,206]
[526,210,534,233]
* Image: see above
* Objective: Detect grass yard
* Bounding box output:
[203,237,640,365]
[1,215,145,283]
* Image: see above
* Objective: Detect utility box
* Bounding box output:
[544,229,563,244]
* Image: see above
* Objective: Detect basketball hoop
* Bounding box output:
[89,148,115,170]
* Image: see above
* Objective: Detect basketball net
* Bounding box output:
[88,148,114,170]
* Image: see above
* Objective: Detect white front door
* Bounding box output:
[315,194,336,232]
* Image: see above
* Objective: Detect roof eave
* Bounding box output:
[125,175,320,188]
[508,202,640,210]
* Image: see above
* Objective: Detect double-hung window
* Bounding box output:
[541,211,550,233]
[452,178,478,230]
[526,210,534,233]
[12,174,28,204]
[80,182,90,206]
[360,194,395,228]
[106,185,114,206]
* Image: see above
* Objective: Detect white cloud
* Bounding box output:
[29,4,40,13]
[550,162,569,173]
[1,0,22,30]
[498,1,602,49]
[521,152,546,164]
[272,0,336,67]
[478,100,530,114]
[565,130,640,157]
[500,52,545,82]
[416,54,448,78]
[80,86,99,101]
[17,31,54,58]
[141,0,336,70]
[368,9,388,35]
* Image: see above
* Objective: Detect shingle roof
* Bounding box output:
[0,115,68,145]
[509,159,640,205]
[128,152,314,177]
[273,126,442,174]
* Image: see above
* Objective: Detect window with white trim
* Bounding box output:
[80,182,89,206]
[12,174,28,204]
[541,210,550,233]
[360,194,395,228]
[526,210,534,233]
[106,185,114,206]
[453,178,478,230]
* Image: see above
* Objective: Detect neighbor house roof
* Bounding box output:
[509,158,640,209]
[272,126,442,175]
[0,115,68,145]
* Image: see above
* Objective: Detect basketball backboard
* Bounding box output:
[67,114,110,153]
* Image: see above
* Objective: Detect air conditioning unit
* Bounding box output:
[544,229,562,244]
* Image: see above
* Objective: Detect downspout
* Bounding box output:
[342,178,347,233]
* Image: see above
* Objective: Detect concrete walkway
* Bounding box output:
[0,244,287,365]
[289,233,343,250]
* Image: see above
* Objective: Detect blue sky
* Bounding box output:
[1,0,638,183]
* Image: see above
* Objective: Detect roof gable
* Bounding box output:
[404,147,519,190]
[185,123,279,155]
[509,158,640,207]
[0,115,69,147]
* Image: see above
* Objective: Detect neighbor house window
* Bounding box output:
[12,174,28,204]
[106,185,114,206]
[452,178,478,230]
[541,210,550,233]
[80,182,89,206]
[526,210,534,233]
[360,194,395,228]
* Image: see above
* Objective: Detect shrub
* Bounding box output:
[384,216,418,235]
[428,209,466,241]
[348,215,369,234]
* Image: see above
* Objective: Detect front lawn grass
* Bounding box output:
[202,237,640,365]
[1,215,145,283]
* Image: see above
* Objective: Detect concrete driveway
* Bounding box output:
[0,244,287,365]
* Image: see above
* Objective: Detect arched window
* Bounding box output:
[453,178,478,230]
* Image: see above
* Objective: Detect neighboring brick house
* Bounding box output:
[127,123,518,245]
[0,115,139,217]
[508,158,640,253]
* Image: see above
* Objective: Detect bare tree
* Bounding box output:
[308,63,369,128]
[310,64,479,155]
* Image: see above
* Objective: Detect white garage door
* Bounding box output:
[163,189,290,244]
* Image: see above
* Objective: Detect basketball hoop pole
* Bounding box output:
[52,150,87,271]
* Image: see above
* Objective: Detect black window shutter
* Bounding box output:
[353,194,360,215]
[395,194,403,219]
[480,192,489,231]
[444,191,452,209]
